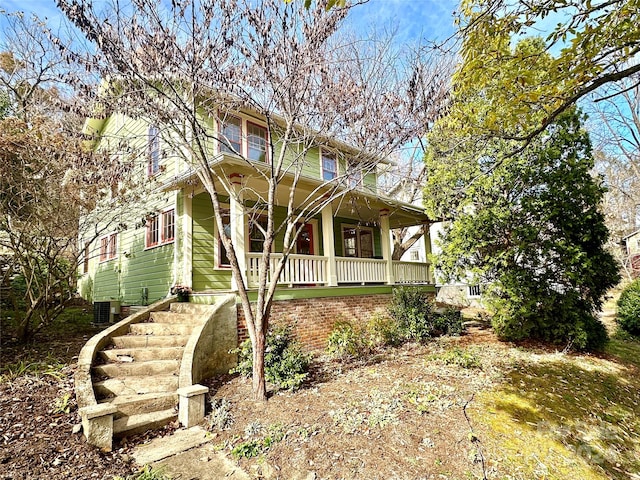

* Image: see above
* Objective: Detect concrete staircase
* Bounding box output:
[91,303,212,438]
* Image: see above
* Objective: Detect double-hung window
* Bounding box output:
[148,125,161,176]
[146,209,175,249]
[322,153,337,181]
[161,209,175,243]
[341,225,374,258]
[219,116,242,155]
[99,233,117,262]
[247,122,268,162]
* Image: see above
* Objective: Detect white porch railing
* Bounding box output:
[246,253,328,287]
[246,254,432,287]
[336,257,386,284]
[393,261,431,284]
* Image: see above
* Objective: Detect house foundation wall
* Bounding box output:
[236,293,396,351]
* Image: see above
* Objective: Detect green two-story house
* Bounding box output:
[79,107,434,347]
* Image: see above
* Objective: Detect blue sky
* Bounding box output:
[0,0,459,45]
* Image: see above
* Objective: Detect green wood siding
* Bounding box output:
[192,192,232,290]
[93,261,120,301]
[91,215,176,305]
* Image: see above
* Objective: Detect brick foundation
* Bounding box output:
[236,293,396,351]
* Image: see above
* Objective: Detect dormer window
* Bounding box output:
[322,153,337,181]
[147,125,161,176]
[219,115,242,155]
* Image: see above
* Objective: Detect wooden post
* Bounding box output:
[379,209,394,285]
[321,203,338,287]
[229,173,246,290]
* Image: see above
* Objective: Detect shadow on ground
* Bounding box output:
[472,339,640,480]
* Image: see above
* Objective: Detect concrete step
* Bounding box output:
[170,302,216,314]
[149,311,203,326]
[94,375,179,398]
[93,360,180,378]
[99,347,184,363]
[111,335,190,349]
[99,392,178,419]
[113,409,177,438]
[129,323,194,336]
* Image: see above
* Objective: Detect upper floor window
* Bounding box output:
[247,122,268,162]
[322,153,337,181]
[219,115,242,155]
[347,167,362,188]
[148,125,161,176]
[146,209,175,249]
[100,233,117,262]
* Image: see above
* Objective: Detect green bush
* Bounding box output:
[365,311,403,348]
[230,324,312,391]
[326,320,371,359]
[491,287,609,351]
[388,287,464,342]
[432,308,464,336]
[617,279,640,336]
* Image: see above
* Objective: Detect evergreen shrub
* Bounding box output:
[617,279,640,336]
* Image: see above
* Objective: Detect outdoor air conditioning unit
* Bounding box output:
[93,300,121,324]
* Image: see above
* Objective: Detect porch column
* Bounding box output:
[380,209,395,285]
[321,203,338,286]
[230,174,246,291]
[182,191,193,288]
[423,222,433,283]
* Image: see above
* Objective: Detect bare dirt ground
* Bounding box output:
[0,322,142,480]
[1,302,639,480]
[180,324,519,480]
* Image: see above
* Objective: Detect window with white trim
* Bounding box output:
[99,233,117,262]
[219,115,242,155]
[218,210,231,267]
[146,209,175,249]
[342,225,374,258]
[468,285,482,297]
[249,216,268,253]
[247,122,268,162]
[147,125,161,176]
[322,153,337,181]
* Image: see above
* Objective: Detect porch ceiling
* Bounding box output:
[163,156,431,228]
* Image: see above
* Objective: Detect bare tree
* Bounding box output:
[588,77,640,279]
[0,11,143,342]
[57,0,445,400]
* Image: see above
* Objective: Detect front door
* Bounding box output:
[296,223,314,255]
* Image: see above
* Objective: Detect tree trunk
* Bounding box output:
[252,329,267,402]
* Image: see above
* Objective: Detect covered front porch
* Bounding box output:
[239,200,433,289]
[172,157,434,292]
